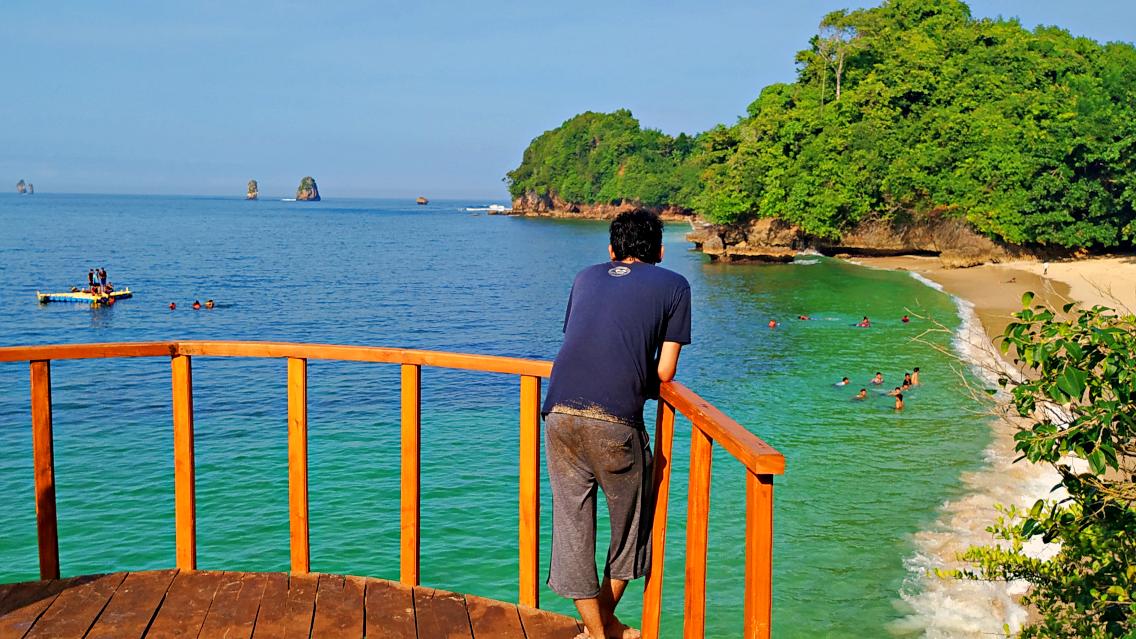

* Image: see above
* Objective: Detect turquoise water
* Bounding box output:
[0,194,991,637]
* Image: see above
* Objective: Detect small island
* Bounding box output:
[16,179,26,194]
[296,176,320,201]
[416,196,429,205]
[246,179,259,200]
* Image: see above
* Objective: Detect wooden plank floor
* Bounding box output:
[0,571,583,639]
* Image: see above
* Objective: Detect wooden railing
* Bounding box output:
[0,341,785,639]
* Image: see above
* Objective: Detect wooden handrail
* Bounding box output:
[660,382,784,475]
[3,341,784,639]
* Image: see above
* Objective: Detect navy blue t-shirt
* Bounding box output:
[542,260,692,427]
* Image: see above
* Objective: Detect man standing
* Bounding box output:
[542,209,691,639]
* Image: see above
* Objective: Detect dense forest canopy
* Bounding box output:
[506,0,1136,249]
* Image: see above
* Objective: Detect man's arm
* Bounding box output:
[657,341,683,383]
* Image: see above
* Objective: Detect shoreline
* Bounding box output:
[850,255,1136,340]
[848,254,1136,636]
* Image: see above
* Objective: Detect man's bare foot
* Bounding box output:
[572,620,639,639]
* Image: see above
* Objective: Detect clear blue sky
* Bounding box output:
[3,1,1134,199]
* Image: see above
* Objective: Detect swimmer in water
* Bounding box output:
[857,316,871,328]
[192,300,202,310]
[169,302,176,310]
[205,299,215,309]
[895,393,905,410]
[798,315,810,320]
[854,388,867,400]
[901,314,910,323]
[912,367,920,385]
[835,377,850,387]
[768,319,778,329]
[887,386,901,397]
[871,372,883,385]
[903,372,913,386]
[900,382,911,392]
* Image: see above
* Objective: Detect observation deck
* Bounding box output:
[0,341,784,638]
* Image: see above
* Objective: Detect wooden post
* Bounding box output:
[171,354,196,570]
[288,357,310,573]
[683,426,713,639]
[400,363,421,586]
[519,375,541,609]
[30,360,59,580]
[744,472,774,639]
[641,400,676,639]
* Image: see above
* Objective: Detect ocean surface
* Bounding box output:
[0,194,1000,637]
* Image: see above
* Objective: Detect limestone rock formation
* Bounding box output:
[416,196,429,205]
[510,191,692,221]
[246,180,259,200]
[686,216,1033,266]
[16,179,26,194]
[296,176,320,201]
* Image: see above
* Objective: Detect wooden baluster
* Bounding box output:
[30,360,59,580]
[683,426,713,639]
[641,400,676,639]
[518,375,541,609]
[288,357,310,573]
[171,354,196,570]
[400,363,421,586]
[744,472,774,639]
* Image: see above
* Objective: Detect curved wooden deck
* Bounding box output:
[0,570,582,639]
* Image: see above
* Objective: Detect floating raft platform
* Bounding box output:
[0,570,584,638]
[36,288,133,304]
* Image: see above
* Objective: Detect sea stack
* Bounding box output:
[16,179,26,194]
[247,179,259,200]
[296,176,321,201]
[26,183,33,195]
[416,196,429,205]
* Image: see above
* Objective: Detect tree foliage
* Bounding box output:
[956,297,1136,638]
[506,0,1136,249]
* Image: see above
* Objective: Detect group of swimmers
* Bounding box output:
[769,314,912,328]
[170,299,215,310]
[836,367,920,410]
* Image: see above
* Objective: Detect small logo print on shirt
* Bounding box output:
[608,266,632,277]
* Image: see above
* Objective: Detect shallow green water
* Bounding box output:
[0,195,992,637]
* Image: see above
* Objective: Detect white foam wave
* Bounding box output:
[793,258,820,265]
[891,272,1061,638]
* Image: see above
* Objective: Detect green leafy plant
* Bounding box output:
[955,295,1135,638]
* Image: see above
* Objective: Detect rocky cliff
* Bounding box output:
[247,179,259,200]
[509,191,692,221]
[296,176,320,201]
[16,179,26,194]
[687,216,1038,267]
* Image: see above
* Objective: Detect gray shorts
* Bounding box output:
[545,412,654,599]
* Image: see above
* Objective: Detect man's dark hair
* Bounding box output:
[609,209,663,263]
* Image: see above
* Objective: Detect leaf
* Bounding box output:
[1087,449,1106,474]
[1055,366,1088,400]
[1021,291,1035,307]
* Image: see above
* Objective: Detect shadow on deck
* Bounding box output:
[0,570,582,638]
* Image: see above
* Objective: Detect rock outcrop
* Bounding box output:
[416,196,429,205]
[687,216,1036,267]
[296,176,320,201]
[16,179,26,194]
[509,191,692,221]
[246,180,259,200]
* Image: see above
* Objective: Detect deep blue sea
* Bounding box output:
[0,194,994,637]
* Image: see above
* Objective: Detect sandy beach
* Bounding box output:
[853,255,1136,342]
